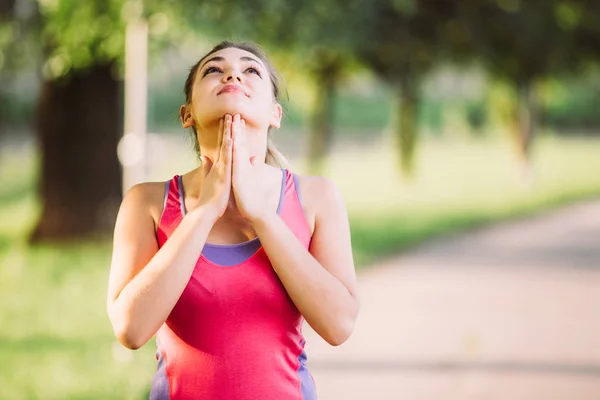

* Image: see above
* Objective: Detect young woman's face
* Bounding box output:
[186,47,282,131]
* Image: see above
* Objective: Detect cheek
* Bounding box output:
[250,78,272,96]
[193,82,209,100]
[253,84,275,109]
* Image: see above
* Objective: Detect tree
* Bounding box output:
[562,1,600,74]
[455,1,572,179]
[28,0,127,241]
[178,0,374,174]
[359,0,458,177]
[0,0,196,242]
[271,0,371,174]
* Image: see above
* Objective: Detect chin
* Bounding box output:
[219,101,251,117]
[201,104,266,127]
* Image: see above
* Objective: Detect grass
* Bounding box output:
[1,134,600,399]
[315,134,600,265]
[0,149,155,400]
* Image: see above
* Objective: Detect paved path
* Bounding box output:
[304,199,600,400]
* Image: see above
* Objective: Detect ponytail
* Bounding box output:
[265,136,289,169]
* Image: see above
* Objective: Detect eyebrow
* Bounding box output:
[199,56,265,71]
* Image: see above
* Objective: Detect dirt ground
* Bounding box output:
[304,199,600,400]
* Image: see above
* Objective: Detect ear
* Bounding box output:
[180,105,195,129]
[269,103,283,129]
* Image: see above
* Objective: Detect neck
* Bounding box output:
[197,121,268,164]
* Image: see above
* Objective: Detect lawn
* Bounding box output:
[1,134,599,399]
[326,135,600,264]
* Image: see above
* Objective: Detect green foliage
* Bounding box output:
[326,136,600,264]
[554,1,584,31]
[334,89,392,130]
[567,1,600,65]
[38,0,127,79]
[542,73,600,131]
[0,19,18,70]
[0,0,39,74]
[453,0,600,82]
[0,86,36,128]
[359,0,460,82]
[464,100,487,133]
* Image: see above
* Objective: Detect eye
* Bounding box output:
[245,67,262,77]
[202,66,221,76]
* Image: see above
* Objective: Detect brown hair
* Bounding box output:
[183,41,289,168]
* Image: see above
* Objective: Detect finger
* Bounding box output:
[222,135,232,175]
[232,115,241,164]
[242,118,250,151]
[227,114,234,141]
[232,114,241,142]
[240,119,251,163]
[215,117,224,163]
[235,118,250,163]
[220,115,232,166]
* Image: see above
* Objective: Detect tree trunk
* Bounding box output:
[395,76,419,178]
[30,63,123,242]
[307,57,341,175]
[510,79,537,184]
[0,0,16,16]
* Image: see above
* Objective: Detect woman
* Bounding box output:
[107,41,359,400]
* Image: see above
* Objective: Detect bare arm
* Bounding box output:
[252,176,359,346]
[107,117,233,350]
[106,188,219,350]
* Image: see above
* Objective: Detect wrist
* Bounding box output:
[188,204,220,225]
[250,211,278,229]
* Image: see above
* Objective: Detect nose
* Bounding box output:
[224,69,243,84]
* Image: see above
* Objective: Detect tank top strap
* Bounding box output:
[157,171,312,249]
[279,169,312,248]
[156,175,184,247]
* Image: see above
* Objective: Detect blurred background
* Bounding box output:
[1,0,599,399]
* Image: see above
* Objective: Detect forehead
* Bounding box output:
[201,47,267,69]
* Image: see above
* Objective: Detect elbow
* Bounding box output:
[326,296,360,346]
[322,297,360,346]
[108,309,147,350]
[116,330,146,350]
[323,317,356,347]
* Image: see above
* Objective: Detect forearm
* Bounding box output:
[253,213,359,345]
[110,206,217,349]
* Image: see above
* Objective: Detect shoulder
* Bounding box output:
[295,174,340,198]
[123,181,167,208]
[119,180,170,228]
[294,173,347,218]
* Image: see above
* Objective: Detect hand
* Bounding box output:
[191,116,233,219]
[230,114,270,223]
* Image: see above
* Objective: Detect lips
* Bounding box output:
[218,85,248,96]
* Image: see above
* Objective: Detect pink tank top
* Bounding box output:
[150,169,317,400]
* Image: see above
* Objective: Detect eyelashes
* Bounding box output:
[202,66,220,77]
[201,65,262,78]
[245,67,262,77]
